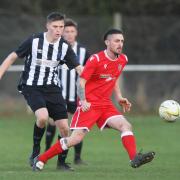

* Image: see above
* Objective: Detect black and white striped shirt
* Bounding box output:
[59,42,90,102]
[15,32,79,87]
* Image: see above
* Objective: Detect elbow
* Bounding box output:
[9,52,18,63]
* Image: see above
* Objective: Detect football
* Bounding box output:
[159,100,180,122]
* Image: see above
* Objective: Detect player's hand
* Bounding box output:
[76,65,84,75]
[118,98,131,113]
[80,100,91,112]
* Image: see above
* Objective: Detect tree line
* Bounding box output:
[0,0,179,16]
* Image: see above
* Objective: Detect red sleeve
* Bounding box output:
[80,54,98,80]
[121,53,128,64]
[123,54,128,63]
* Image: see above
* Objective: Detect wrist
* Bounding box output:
[80,98,86,102]
[118,97,124,102]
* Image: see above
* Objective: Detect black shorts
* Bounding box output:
[21,85,68,121]
[66,101,77,114]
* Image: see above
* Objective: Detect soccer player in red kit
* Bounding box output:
[33,29,155,171]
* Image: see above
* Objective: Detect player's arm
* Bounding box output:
[0,35,32,80]
[75,65,83,76]
[84,50,91,65]
[113,77,131,112]
[76,54,98,111]
[64,45,84,75]
[0,52,18,80]
[75,49,90,75]
[76,77,91,112]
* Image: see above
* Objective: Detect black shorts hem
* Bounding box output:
[52,114,68,121]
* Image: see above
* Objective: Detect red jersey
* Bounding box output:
[80,50,128,107]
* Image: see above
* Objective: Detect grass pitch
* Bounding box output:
[0,113,180,180]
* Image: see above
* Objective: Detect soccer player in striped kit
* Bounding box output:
[0,12,82,170]
[45,18,90,170]
[33,29,155,171]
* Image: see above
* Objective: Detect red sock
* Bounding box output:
[38,140,63,163]
[121,132,137,160]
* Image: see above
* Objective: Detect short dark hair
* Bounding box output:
[47,12,65,22]
[65,18,78,29]
[103,28,123,41]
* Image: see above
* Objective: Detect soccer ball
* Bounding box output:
[159,100,180,122]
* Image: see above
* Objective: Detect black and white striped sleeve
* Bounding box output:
[15,35,33,58]
[64,45,80,70]
[84,50,91,65]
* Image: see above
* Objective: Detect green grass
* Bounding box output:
[0,113,180,180]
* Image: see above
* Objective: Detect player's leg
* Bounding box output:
[70,106,101,164]
[22,86,49,167]
[55,102,71,170]
[29,107,49,166]
[45,119,56,151]
[67,102,86,165]
[33,129,87,171]
[106,115,155,168]
[46,95,74,171]
[106,115,137,160]
[55,119,74,171]
[33,105,98,171]
[74,140,85,165]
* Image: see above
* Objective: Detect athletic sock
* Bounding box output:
[38,140,63,163]
[121,131,137,160]
[32,123,45,155]
[45,124,56,150]
[58,150,69,164]
[74,141,83,160]
[57,135,69,164]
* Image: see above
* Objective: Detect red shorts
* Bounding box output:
[70,104,122,131]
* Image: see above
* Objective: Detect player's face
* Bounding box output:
[106,34,124,55]
[63,26,77,45]
[46,20,64,41]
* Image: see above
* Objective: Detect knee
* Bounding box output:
[59,126,69,137]
[70,135,83,147]
[75,135,83,144]
[37,114,49,127]
[122,121,133,132]
[116,120,133,132]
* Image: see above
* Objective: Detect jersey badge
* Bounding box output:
[104,64,107,69]
[37,49,42,54]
